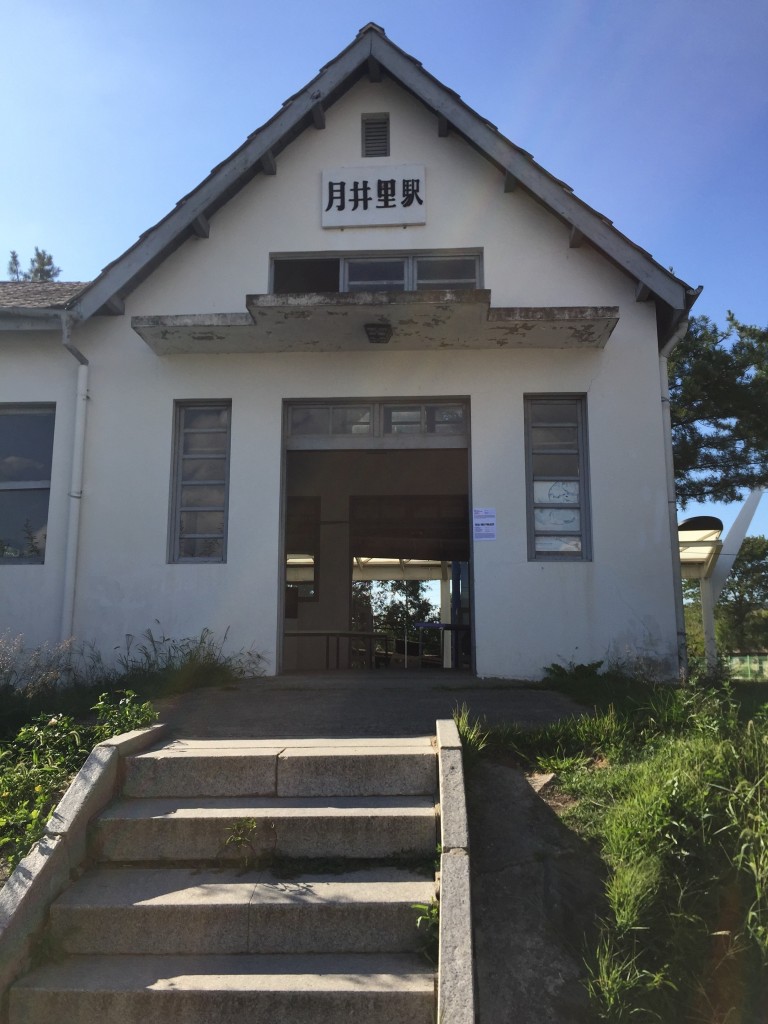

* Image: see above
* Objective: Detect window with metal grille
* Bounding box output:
[525,396,592,560]
[169,402,231,562]
[362,114,389,157]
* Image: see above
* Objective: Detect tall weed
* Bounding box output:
[452,703,489,767]
[0,627,264,738]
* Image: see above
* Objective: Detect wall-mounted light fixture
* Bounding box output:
[364,322,393,344]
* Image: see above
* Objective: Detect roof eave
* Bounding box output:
[69,32,377,323]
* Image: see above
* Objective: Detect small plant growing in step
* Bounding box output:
[413,896,440,964]
[222,818,277,872]
[452,703,488,767]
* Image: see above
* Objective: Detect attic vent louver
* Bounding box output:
[362,114,389,157]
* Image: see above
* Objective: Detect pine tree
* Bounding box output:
[25,247,61,281]
[7,251,22,281]
[6,247,61,282]
[669,315,768,503]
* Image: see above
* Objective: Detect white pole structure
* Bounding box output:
[59,314,90,644]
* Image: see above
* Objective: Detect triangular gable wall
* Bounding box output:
[66,24,698,339]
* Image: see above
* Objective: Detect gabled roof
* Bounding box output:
[3,24,699,342]
[0,281,88,308]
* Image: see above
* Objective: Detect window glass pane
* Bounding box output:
[529,402,578,426]
[534,509,581,532]
[286,553,315,578]
[347,259,405,289]
[384,406,422,434]
[290,407,330,435]
[181,458,226,483]
[331,407,371,434]
[532,452,579,477]
[273,259,340,293]
[286,553,316,599]
[527,396,588,561]
[530,426,578,450]
[426,405,466,434]
[0,490,49,561]
[0,407,55,482]
[179,510,225,537]
[182,431,228,455]
[535,536,583,554]
[182,407,229,431]
[178,537,224,560]
[172,402,230,563]
[180,485,226,509]
[533,481,580,504]
[415,257,477,286]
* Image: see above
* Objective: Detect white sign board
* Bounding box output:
[473,507,497,541]
[322,164,426,227]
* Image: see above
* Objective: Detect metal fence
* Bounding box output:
[728,653,768,681]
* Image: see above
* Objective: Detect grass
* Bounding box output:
[0,626,264,739]
[0,626,264,877]
[454,668,768,1023]
[0,691,157,873]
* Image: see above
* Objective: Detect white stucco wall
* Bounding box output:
[0,76,680,677]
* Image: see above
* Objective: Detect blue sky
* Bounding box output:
[2,0,766,534]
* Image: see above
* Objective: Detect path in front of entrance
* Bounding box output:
[155,671,602,1024]
[154,669,583,738]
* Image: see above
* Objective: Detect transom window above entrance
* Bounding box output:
[285,400,469,450]
[272,253,480,294]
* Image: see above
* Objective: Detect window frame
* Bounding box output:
[0,403,56,565]
[168,400,232,564]
[524,394,592,562]
[271,250,482,294]
[284,399,469,449]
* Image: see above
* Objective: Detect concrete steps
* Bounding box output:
[10,953,435,1024]
[49,865,435,955]
[91,794,436,862]
[9,737,439,1023]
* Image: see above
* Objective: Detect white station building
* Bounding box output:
[0,24,700,678]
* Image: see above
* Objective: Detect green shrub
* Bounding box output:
[0,691,157,874]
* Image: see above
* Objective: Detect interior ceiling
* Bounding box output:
[286,449,470,561]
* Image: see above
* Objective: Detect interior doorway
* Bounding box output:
[281,400,471,672]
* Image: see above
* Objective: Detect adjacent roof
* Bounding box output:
[0,24,700,343]
[0,281,88,308]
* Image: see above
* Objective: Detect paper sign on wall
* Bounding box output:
[473,507,496,541]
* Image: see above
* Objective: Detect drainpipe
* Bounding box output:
[59,313,89,644]
[659,317,689,679]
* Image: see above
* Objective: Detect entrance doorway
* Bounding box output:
[281,400,471,672]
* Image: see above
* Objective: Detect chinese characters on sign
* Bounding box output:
[322,165,427,227]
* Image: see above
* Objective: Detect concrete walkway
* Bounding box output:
[155,670,584,739]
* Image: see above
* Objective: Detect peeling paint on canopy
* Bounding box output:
[132,291,619,355]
